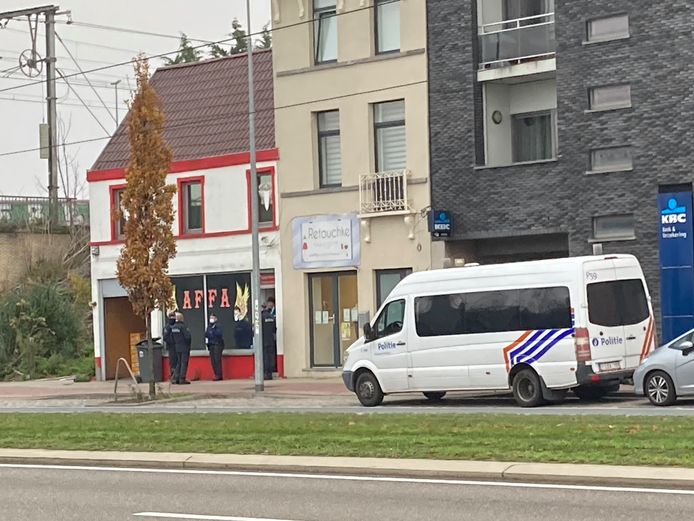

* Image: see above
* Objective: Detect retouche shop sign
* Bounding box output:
[292,214,360,269]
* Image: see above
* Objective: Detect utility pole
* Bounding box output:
[45,7,59,229]
[0,5,60,228]
[111,79,121,128]
[246,0,264,392]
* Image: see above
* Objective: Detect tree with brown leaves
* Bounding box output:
[116,57,176,400]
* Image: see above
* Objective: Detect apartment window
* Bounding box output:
[590,146,633,173]
[112,188,126,240]
[317,111,342,186]
[587,14,629,43]
[257,171,275,227]
[181,180,203,234]
[374,100,406,171]
[503,0,552,21]
[512,111,554,163]
[375,0,400,54]
[314,0,337,63]
[589,84,631,111]
[593,214,635,241]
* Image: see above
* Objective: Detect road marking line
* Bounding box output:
[2,463,694,496]
[133,513,298,521]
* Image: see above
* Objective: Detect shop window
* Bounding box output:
[179,178,204,235]
[375,0,400,54]
[314,0,337,63]
[376,268,411,308]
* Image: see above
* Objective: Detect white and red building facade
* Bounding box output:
[88,52,283,381]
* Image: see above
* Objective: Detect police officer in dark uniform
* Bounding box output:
[261,297,277,380]
[204,313,225,381]
[168,312,192,384]
[163,312,178,382]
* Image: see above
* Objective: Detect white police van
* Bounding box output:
[342,255,655,407]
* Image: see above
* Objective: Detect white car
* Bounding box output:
[634,329,694,405]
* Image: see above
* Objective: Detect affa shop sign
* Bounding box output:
[292,214,360,269]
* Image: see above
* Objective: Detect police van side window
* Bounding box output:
[415,287,572,337]
[588,279,649,327]
[374,299,406,339]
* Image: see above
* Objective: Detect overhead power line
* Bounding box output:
[0,78,428,159]
[0,0,400,96]
[56,20,215,44]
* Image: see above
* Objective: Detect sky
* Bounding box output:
[0,0,271,198]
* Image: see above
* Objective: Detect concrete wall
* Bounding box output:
[0,232,72,291]
[427,0,694,337]
[273,0,431,376]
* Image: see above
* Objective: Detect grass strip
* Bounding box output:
[1,412,692,467]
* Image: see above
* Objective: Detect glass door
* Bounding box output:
[309,272,358,367]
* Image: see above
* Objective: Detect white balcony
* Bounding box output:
[359,169,412,218]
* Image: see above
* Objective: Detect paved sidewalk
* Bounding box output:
[0,377,349,400]
[1,448,694,490]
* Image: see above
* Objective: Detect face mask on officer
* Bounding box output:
[209,317,217,325]
[234,309,242,321]
[169,315,176,325]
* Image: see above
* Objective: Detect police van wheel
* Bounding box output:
[355,372,384,407]
[423,392,446,401]
[512,369,544,407]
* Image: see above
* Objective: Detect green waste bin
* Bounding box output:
[136,339,163,383]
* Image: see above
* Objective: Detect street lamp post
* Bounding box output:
[246,0,264,392]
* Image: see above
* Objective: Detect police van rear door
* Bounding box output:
[584,259,627,373]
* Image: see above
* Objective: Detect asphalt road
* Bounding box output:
[3,464,694,521]
[3,392,694,415]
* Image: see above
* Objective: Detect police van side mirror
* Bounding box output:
[363,323,374,342]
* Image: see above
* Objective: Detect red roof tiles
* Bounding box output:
[90,49,275,172]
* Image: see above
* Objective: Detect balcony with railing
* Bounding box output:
[479,12,556,70]
[359,169,412,218]
[0,196,89,229]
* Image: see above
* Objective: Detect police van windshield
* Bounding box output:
[587,279,649,327]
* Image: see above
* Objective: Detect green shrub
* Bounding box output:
[0,279,91,380]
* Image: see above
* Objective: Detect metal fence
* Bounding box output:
[0,196,89,228]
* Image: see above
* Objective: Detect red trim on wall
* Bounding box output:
[246,166,279,232]
[87,149,280,183]
[161,354,284,381]
[177,176,206,238]
[108,183,127,242]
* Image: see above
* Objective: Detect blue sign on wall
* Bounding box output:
[430,210,452,238]
[658,191,694,342]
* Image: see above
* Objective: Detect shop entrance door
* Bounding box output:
[309,272,358,368]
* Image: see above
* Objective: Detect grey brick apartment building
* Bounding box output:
[427,0,694,340]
